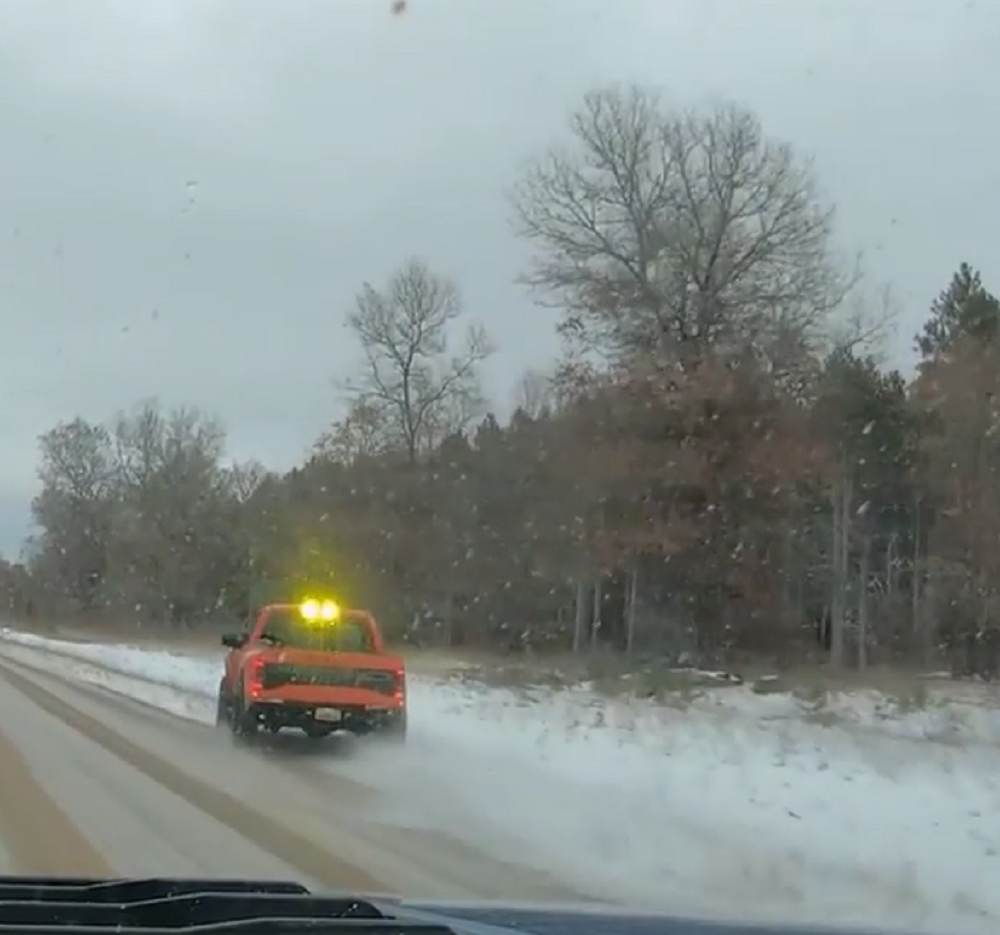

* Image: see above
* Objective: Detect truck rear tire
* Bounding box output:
[230,681,258,743]
[215,681,229,727]
[232,709,259,743]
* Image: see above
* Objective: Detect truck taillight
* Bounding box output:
[247,657,265,697]
[394,669,405,701]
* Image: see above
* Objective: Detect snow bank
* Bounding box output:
[2,627,1000,933]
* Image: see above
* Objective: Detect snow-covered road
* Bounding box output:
[1,627,998,934]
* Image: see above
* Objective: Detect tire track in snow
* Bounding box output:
[0,658,390,892]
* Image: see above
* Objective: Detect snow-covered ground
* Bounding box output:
[2,628,1000,934]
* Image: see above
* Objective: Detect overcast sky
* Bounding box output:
[1,0,997,555]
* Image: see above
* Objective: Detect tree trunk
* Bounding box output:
[911,493,928,664]
[590,578,603,649]
[625,564,638,654]
[572,577,588,653]
[858,532,871,671]
[830,475,852,669]
[830,486,842,663]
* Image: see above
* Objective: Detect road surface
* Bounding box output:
[0,654,583,901]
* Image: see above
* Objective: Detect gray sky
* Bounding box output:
[1,0,997,556]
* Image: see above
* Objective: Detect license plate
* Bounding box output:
[314,708,343,723]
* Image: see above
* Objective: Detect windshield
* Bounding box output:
[0,2,996,934]
[261,612,375,654]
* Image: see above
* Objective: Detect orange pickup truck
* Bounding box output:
[215,600,407,744]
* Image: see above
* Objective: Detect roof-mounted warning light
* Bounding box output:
[300,599,340,622]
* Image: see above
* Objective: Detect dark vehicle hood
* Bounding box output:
[0,875,939,935]
[384,897,935,935]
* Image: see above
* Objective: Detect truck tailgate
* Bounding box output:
[260,662,398,694]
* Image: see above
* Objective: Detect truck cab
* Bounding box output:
[216,600,407,743]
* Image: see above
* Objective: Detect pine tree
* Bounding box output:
[916,262,1000,359]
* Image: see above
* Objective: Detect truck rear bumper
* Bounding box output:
[248,699,406,737]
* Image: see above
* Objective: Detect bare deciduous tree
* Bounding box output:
[106,402,230,622]
[112,401,226,489]
[344,259,494,463]
[511,367,554,419]
[224,460,270,504]
[31,419,116,612]
[314,397,393,464]
[29,400,255,626]
[512,86,856,367]
[37,419,114,500]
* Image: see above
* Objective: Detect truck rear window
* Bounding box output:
[260,611,375,653]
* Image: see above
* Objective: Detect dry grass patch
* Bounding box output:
[403,648,1000,719]
[747,663,1000,721]
[402,647,742,706]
